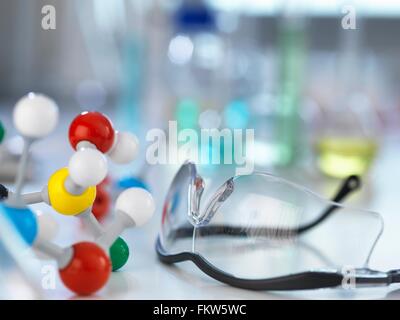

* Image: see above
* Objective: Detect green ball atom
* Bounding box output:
[109,237,130,272]
[0,121,5,143]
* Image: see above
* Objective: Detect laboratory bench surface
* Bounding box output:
[1,106,400,300]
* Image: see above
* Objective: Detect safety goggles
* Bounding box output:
[156,161,400,291]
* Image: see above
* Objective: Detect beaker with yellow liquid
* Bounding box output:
[315,136,378,179]
[311,16,384,179]
[313,91,381,179]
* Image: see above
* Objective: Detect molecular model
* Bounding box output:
[0,93,155,296]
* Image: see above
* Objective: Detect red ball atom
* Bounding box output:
[59,242,111,296]
[69,111,115,153]
[92,185,111,221]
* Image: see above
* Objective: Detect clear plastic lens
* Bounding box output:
[160,167,384,280]
[194,174,383,279]
[160,163,196,254]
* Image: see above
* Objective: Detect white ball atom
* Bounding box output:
[115,188,155,226]
[108,131,139,164]
[13,93,59,138]
[68,148,108,188]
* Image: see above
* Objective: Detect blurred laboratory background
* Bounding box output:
[1,0,400,299]
[1,0,400,179]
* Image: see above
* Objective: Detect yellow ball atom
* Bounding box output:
[47,168,96,215]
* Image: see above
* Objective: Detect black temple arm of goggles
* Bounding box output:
[156,237,344,290]
[156,237,400,290]
[170,175,361,240]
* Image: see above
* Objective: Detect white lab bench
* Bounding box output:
[1,106,400,300]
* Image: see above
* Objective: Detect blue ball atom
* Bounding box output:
[117,176,150,192]
[0,203,38,245]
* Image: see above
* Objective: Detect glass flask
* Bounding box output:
[246,4,307,169]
